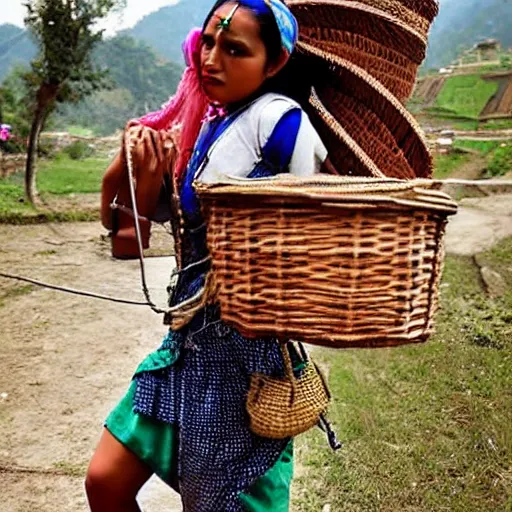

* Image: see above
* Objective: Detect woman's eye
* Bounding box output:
[227,45,245,57]
[202,35,214,50]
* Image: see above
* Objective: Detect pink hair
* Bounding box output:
[136,28,209,181]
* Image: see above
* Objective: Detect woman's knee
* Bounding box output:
[85,428,151,503]
[85,458,115,499]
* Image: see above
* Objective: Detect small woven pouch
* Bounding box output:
[247,342,331,439]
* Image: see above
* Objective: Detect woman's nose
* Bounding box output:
[204,44,221,71]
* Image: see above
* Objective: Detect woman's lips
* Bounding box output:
[202,75,224,86]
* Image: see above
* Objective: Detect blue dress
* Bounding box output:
[107,101,306,511]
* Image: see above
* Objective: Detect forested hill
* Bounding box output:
[3,0,512,78]
[2,0,512,134]
[0,25,183,134]
[53,36,183,134]
[0,24,36,80]
[124,0,213,64]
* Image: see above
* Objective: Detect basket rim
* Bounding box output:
[289,0,428,63]
[194,176,458,214]
[298,41,432,178]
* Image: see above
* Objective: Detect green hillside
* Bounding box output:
[53,36,183,135]
[432,75,499,119]
[124,0,213,64]
[0,29,183,136]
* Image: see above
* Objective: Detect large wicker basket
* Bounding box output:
[195,176,458,349]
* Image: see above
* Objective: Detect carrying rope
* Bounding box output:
[0,271,150,306]
[123,131,169,315]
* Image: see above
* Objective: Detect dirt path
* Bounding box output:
[1,192,511,511]
[0,223,182,511]
[445,194,512,255]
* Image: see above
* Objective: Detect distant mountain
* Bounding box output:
[425,0,512,69]
[0,24,36,80]
[124,0,213,64]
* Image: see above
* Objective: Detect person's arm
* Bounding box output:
[101,151,124,230]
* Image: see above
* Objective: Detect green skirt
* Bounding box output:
[106,381,294,511]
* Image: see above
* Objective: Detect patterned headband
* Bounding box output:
[220,0,299,55]
[264,0,298,54]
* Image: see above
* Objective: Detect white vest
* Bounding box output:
[194,93,328,184]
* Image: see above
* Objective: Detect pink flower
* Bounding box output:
[0,124,12,142]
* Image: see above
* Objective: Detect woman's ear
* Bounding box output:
[266,49,289,78]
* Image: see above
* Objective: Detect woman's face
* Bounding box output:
[200,2,280,105]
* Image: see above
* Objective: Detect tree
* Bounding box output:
[23,0,125,204]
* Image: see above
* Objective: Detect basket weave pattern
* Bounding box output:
[300,42,432,179]
[287,0,438,179]
[197,178,457,348]
[320,92,416,179]
[289,1,428,64]
[343,0,431,36]
[300,32,417,101]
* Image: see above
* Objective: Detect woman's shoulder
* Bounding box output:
[241,93,302,149]
[248,93,301,125]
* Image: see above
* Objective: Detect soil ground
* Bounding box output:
[1,194,512,511]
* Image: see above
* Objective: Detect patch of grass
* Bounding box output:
[433,152,471,179]
[454,140,503,153]
[0,154,105,222]
[0,285,34,308]
[294,240,512,512]
[452,119,481,131]
[0,182,35,218]
[38,153,108,194]
[0,209,99,225]
[434,75,499,119]
[481,118,512,131]
[486,143,512,177]
[4,154,107,195]
[65,125,95,137]
[454,140,512,177]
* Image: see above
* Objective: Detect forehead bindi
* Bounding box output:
[206,3,262,45]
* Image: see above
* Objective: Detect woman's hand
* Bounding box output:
[125,123,176,178]
[124,123,177,219]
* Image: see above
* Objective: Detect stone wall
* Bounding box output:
[41,132,120,157]
[0,153,26,178]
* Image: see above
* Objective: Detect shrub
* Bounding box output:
[63,140,94,160]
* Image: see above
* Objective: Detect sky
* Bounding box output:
[1,0,180,34]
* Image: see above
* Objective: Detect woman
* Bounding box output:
[87,1,328,510]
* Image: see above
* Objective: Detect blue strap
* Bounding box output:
[181,111,246,218]
[261,107,302,172]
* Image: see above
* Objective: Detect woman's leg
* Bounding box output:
[85,428,153,512]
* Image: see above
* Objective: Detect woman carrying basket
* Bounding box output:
[87,1,330,510]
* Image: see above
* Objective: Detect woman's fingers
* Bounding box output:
[125,125,176,175]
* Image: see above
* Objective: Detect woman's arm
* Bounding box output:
[101,151,124,230]
[100,125,178,230]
